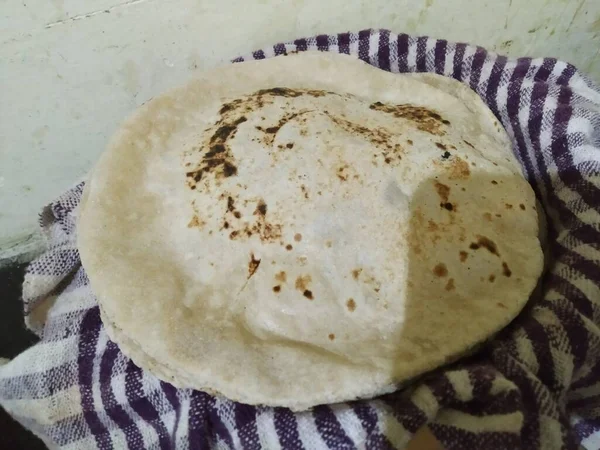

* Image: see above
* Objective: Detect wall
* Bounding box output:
[2,0,599,262]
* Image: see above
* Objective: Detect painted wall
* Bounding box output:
[1,0,599,262]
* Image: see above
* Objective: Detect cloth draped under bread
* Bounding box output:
[1,29,600,450]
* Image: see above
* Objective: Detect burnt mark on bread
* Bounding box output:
[502,262,512,277]
[225,198,281,243]
[255,87,328,99]
[369,101,450,135]
[434,181,456,211]
[256,110,314,145]
[469,236,499,256]
[225,195,243,221]
[185,114,246,187]
[248,253,261,280]
[326,114,403,164]
[227,196,236,212]
[433,263,448,277]
[300,184,309,199]
[189,88,421,194]
[210,117,248,145]
[254,200,267,216]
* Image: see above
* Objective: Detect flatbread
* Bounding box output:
[78,52,543,411]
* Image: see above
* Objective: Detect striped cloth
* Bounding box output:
[1,29,600,450]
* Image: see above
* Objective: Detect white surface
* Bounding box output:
[1,0,600,260]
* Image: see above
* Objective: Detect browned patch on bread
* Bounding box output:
[286,244,293,251]
[303,290,314,300]
[445,278,455,291]
[434,182,450,203]
[519,204,526,210]
[187,215,205,228]
[483,212,492,221]
[505,203,513,209]
[352,268,363,280]
[328,333,335,340]
[459,251,468,262]
[346,298,356,312]
[502,262,512,277]
[448,156,471,180]
[300,185,309,199]
[294,233,302,242]
[489,274,496,282]
[463,140,475,149]
[497,302,507,309]
[275,271,287,283]
[295,275,312,292]
[433,263,448,277]
[435,142,447,150]
[273,285,281,293]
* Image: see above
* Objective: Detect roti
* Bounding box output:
[78,52,543,410]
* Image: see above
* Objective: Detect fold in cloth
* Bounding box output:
[2,29,600,450]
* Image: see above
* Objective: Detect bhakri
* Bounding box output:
[78,51,543,411]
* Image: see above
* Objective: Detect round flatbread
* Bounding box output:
[78,52,543,411]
